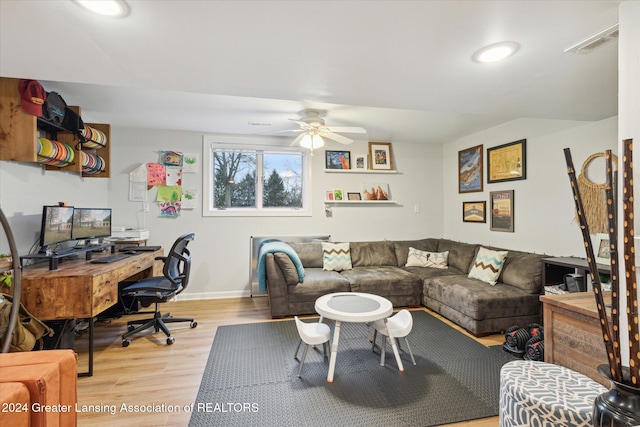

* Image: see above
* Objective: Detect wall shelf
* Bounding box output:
[324,169,398,174]
[324,200,397,205]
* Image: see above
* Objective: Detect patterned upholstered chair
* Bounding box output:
[499,360,606,427]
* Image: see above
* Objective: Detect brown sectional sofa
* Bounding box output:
[262,238,546,336]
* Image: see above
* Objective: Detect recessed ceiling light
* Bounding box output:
[472,42,519,63]
[73,0,130,18]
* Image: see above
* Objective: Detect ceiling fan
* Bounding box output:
[285,109,366,149]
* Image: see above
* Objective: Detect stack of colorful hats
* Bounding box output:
[37,137,74,167]
[80,125,107,148]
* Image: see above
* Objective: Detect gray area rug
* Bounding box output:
[189,310,514,427]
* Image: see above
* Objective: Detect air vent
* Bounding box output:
[565,23,619,54]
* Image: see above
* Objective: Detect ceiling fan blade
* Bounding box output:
[319,130,354,145]
[325,126,367,134]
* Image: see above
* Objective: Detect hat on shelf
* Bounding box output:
[17,79,46,117]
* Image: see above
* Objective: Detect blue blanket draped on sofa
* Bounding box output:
[257,241,305,292]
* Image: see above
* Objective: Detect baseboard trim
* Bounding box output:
[177,290,255,300]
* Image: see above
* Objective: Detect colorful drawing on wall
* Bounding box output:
[159,202,181,217]
[182,152,199,173]
[181,189,198,209]
[165,165,182,186]
[146,163,166,186]
[156,185,182,202]
[160,151,183,166]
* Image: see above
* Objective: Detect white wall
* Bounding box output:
[106,127,443,298]
[617,0,640,367]
[442,116,618,257]
[0,161,108,254]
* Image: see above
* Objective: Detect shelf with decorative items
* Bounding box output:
[324,200,397,205]
[324,169,398,174]
[0,77,110,177]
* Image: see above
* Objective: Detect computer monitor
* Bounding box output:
[72,207,112,242]
[39,205,74,251]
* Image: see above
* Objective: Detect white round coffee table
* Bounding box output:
[315,292,402,382]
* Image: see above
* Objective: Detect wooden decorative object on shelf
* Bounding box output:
[621,139,640,386]
[563,147,621,382]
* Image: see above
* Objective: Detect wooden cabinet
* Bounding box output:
[0,77,110,178]
[540,292,609,386]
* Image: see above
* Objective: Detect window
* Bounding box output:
[203,135,311,216]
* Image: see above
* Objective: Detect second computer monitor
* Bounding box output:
[72,208,112,241]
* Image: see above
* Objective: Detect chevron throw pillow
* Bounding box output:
[322,242,352,271]
[468,247,508,285]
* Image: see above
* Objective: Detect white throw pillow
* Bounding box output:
[322,242,352,271]
[405,248,448,269]
[424,251,449,269]
[405,247,429,267]
[468,247,508,285]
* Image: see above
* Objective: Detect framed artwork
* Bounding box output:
[595,233,611,264]
[368,142,394,170]
[325,150,351,169]
[490,190,514,232]
[458,144,483,193]
[487,139,526,183]
[362,183,390,200]
[354,153,367,169]
[347,192,362,200]
[462,201,486,223]
[325,191,334,201]
[333,189,344,201]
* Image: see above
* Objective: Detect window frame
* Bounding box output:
[202,134,312,217]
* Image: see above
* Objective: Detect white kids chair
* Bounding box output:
[371,309,416,367]
[293,316,331,377]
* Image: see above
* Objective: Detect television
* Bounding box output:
[39,205,75,251]
[72,207,112,242]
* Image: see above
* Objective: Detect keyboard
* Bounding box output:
[119,245,161,252]
[90,253,131,264]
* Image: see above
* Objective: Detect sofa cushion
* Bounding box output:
[499,251,545,294]
[287,268,351,303]
[274,253,300,285]
[287,242,323,268]
[403,265,464,280]
[394,238,439,267]
[424,275,540,320]
[350,241,397,267]
[340,266,422,298]
[468,247,508,285]
[322,242,353,271]
[437,239,479,272]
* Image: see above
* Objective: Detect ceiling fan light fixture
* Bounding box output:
[73,0,130,17]
[472,42,519,63]
[299,133,325,150]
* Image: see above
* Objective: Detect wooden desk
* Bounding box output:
[540,292,609,385]
[21,249,163,376]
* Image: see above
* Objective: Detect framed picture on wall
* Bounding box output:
[462,201,486,223]
[325,150,351,169]
[368,142,394,170]
[487,139,526,183]
[595,233,611,264]
[458,145,483,193]
[490,190,514,232]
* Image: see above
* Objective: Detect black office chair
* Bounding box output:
[121,232,197,347]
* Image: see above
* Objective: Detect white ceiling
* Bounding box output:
[0,1,621,145]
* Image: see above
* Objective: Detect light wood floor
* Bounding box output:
[75,297,503,426]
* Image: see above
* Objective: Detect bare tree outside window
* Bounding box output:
[212,149,304,211]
